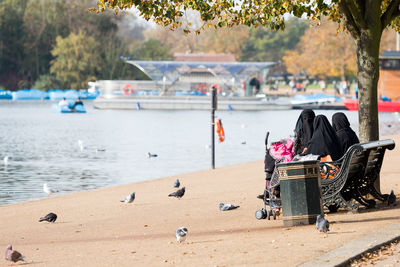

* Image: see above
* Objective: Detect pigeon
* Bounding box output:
[148,152,158,158]
[120,192,135,203]
[388,190,396,206]
[173,179,180,188]
[175,227,188,243]
[43,183,59,196]
[168,187,185,199]
[5,245,26,263]
[3,156,8,165]
[39,212,57,223]
[219,203,240,211]
[316,215,330,233]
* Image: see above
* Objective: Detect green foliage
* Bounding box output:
[240,18,308,62]
[50,31,103,89]
[32,74,61,91]
[133,39,172,60]
[0,0,148,90]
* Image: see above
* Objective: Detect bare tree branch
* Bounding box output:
[381,0,400,29]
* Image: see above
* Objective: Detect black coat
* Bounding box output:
[305,115,343,161]
[294,109,315,155]
[332,112,359,153]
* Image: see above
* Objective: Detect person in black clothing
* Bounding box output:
[304,115,343,161]
[332,112,359,154]
[71,97,84,110]
[293,109,315,155]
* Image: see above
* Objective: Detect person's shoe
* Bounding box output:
[257,194,264,199]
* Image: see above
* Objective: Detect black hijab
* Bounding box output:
[305,115,343,160]
[332,112,359,153]
[294,109,315,155]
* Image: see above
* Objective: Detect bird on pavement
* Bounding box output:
[173,179,180,188]
[388,190,396,206]
[120,192,135,203]
[5,245,26,263]
[43,183,58,196]
[168,187,185,199]
[39,212,57,223]
[175,227,188,243]
[316,215,330,234]
[219,203,240,211]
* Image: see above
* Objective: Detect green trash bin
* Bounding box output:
[277,160,322,227]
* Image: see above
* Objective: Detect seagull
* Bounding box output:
[388,190,396,206]
[43,183,59,196]
[39,212,57,223]
[3,156,8,165]
[173,179,180,188]
[148,152,158,158]
[78,140,85,151]
[168,187,185,199]
[219,203,240,211]
[316,215,330,234]
[5,245,26,263]
[175,227,188,243]
[120,192,135,203]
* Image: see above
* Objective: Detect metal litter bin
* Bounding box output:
[277,160,322,227]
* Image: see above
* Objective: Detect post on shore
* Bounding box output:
[211,86,217,169]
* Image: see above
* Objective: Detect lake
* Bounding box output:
[0,101,396,205]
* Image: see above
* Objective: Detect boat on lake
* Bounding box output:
[52,103,86,113]
[343,99,400,112]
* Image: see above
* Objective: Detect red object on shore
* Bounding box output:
[343,99,400,112]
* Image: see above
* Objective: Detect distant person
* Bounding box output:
[71,97,84,110]
[58,97,68,107]
[332,112,359,154]
[293,109,315,155]
[304,115,343,161]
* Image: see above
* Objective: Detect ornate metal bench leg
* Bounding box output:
[354,189,376,208]
[368,185,389,202]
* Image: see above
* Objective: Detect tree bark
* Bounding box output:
[355,29,381,142]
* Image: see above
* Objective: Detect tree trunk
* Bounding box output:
[355,29,381,143]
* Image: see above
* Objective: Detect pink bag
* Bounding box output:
[269,138,294,162]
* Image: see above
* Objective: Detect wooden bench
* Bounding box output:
[320,139,395,210]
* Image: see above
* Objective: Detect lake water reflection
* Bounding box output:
[0,101,395,205]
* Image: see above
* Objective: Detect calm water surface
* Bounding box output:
[0,101,396,205]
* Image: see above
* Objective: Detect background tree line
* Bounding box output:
[0,0,397,90]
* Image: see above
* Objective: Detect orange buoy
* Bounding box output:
[215,118,225,142]
[122,84,134,95]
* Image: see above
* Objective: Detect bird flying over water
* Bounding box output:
[5,245,26,263]
[120,192,135,203]
[168,187,185,199]
[173,179,180,188]
[219,203,240,211]
[39,212,57,223]
[175,227,188,243]
[316,215,330,233]
[43,183,59,196]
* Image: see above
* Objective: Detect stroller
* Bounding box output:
[255,132,294,220]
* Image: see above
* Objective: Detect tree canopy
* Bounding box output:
[283,20,356,80]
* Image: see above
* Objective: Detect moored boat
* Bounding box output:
[343,99,400,112]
